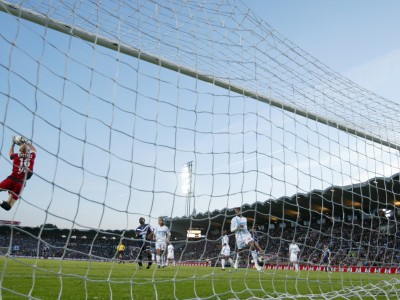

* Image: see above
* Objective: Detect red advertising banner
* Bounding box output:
[264,264,399,274]
[176,262,399,274]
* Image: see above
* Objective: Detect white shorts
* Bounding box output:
[167,253,174,259]
[290,254,298,263]
[156,241,167,251]
[236,233,253,250]
[220,246,231,257]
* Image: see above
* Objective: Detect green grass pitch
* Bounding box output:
[0,257,398,299]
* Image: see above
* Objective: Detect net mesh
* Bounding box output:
[0,0,400,299]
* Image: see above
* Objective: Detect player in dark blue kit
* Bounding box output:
[135,217,154,269]
[250,224,263,253]
[322,244,332,273]
[250,224,264,266]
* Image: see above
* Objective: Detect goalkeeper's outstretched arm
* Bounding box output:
[28,143,37,153]
[9,136,15,157]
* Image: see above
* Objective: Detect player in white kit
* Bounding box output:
[166,243,175,266]
[153,217,170,268]
[230,207,262,271]
[220,230,234,270]
[289,239,300,272]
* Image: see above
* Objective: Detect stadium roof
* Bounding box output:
[172,172,400,230]
[1,173,398,237]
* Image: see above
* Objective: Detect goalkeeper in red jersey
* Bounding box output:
[0,136,36,211]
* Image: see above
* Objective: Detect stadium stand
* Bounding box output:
[0,173,399,268]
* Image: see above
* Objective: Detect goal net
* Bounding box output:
[1,0,400,299]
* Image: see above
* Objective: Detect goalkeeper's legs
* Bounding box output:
[0,192,17,211]
[0,200,11,211]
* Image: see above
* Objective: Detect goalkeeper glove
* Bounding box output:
[20,137,29,145]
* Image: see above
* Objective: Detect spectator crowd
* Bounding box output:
[0,216,399,268]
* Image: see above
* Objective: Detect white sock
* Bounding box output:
[221,259,225,268]
[251,251,259,266]
[156,254,160,264]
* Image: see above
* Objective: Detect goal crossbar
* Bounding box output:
[1,0,398,151]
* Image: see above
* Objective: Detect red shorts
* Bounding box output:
[0,177,23,200]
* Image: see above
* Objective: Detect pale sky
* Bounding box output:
[0,0,399,230]
[248,0,400,102]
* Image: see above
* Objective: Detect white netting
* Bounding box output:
[0,0,400,299]
[4,0,400,147]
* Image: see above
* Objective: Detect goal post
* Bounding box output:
[1,0,400,299]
